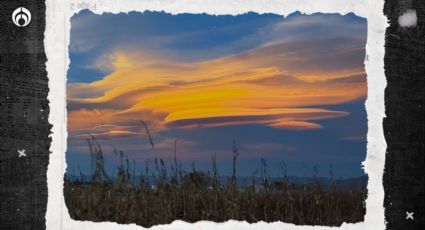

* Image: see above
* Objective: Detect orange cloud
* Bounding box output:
[68,42,366,139]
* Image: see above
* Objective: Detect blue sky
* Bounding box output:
[66,11,367,178]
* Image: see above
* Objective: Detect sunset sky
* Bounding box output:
[66,11,367,178]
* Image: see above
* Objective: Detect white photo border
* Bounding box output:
[45,0,387,229]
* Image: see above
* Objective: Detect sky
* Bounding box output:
[66,11,367,178]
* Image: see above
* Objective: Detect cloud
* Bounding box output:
[68,48,365,139]
[75,130,139,140]
[268,121,323,130]
[68,11,366,74]
[164,108,348,130]
[67,12,366,141]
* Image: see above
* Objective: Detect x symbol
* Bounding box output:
[18,149,26,158]
[406,211,414,220]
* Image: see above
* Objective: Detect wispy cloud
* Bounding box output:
[68,46,365,139]
[67,12,366,141]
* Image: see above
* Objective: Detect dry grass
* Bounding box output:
[64,138,366,227]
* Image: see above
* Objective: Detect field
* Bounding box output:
[64,138,367,227]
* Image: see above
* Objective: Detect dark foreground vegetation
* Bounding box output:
[64,136,367,227]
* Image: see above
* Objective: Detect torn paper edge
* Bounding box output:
[45,0,387,229]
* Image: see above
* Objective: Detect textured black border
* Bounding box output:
[0,0,424,229]
[0,1,51,230]
[383,0,424,229]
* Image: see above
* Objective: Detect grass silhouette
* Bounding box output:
[64,137,366,227]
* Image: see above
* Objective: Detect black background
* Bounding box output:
[0,0,423,229]
[0,1,51,230]
[383,0,424,229]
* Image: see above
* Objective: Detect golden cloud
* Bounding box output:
[68,43,366,139]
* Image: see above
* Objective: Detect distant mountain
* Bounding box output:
[218,175,367,189]
[65,173,367,190]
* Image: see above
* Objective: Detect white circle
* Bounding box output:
[12,7,31,27]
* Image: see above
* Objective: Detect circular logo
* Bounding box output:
[12,7,31,27]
